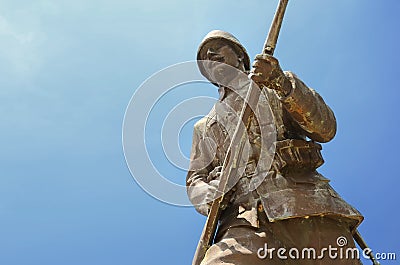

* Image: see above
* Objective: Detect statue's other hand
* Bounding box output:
[205,179,231,211]
[205,179,220,207]
[207,166,223,182]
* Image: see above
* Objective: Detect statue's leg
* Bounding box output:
[264,216,363,265]
[200,226,287,265]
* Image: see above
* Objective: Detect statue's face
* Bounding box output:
[206,44,244,71]
[204,43,245,86]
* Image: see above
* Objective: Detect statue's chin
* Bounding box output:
[209,67,238,86]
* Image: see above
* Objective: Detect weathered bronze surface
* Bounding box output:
[187,28,364,265]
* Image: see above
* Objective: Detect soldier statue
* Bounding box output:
[186,30,364,264]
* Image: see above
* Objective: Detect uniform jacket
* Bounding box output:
[186,71,363,231]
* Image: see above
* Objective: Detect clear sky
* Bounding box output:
[0,1,399,264]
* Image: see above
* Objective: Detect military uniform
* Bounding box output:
[187,30,363,265]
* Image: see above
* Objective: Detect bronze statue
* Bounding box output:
[186,29,365,265]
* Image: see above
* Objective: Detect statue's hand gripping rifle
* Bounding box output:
[192,1,289,264]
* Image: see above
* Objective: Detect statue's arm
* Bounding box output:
[186,123,217,216]
[280,71,337,143]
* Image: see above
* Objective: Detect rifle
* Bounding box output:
[354,230,380,265]
[192,1,289,264]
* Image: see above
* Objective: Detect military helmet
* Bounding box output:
[197,30,250,78]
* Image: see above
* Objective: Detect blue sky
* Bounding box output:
[0,1,399,264]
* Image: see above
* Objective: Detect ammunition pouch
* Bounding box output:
[273,139,324,172]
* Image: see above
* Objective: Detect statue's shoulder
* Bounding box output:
[194,106,217,133]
